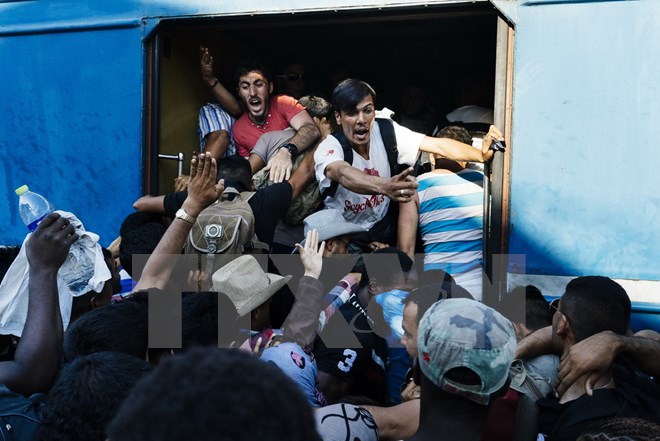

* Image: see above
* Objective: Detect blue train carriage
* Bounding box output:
[0,0,657,329]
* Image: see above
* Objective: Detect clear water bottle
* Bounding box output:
[15,185,95,295]
[15,185,55,231]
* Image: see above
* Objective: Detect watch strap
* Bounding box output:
[175,208,196,225]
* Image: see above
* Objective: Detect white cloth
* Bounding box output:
[314,112,424,230]
[0,211,110,336]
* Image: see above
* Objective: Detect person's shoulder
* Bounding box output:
[273,94,301,106]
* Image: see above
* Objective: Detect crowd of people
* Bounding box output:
[0,48,659,441]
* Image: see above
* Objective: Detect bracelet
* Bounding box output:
[210,78,219,88]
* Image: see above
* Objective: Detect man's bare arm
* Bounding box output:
[0,213,77,395]
[134,153,223,292]
[203,130,232,161]
[200,47,241,116]
[397,195,419,260]
[557,330,660,397]
[419,125,504,163]
[325,163,418,203]
[266,111,320,183]
[362,400,420,441]
[133,195,167,214]
[515,325,561,359]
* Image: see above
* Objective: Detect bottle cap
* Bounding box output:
[15,185,29,196]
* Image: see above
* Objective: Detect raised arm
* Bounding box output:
[282,229,326,347]
[134,153,223,292]
[515,325,561,360]
[324,163,418,203]
[267,110,320,183]
[200,47,241,117]
[0,213,78,395]
[419,125,504,163]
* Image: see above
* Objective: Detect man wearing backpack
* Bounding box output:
[313,79,503,253]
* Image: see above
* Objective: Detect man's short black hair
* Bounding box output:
[182,292,240,349]
[360,247,413,289]
[63,301,148,363]
[331,79,377,113]
[298,95,332,119]
[119,221,165,278]
[403,281,473,325]
[436,125,473,145]
[217,155,252,191]
[561,276,631,342]
[107,348,322,441]
[234,60,272,85]
[39,352,152,441]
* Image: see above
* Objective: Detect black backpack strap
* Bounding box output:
[320,130,354,200]
[376,118,401,174]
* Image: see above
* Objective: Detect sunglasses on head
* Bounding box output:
[549,297,572,322]
[279,73,304,81]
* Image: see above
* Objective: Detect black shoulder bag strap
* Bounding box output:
[321,118,400,200]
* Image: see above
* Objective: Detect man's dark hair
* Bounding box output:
[331,79,377,113]
[39,352,152,441]
[182,292,240,349]
[523,285,552,331]
[217,155,252,191]
[561,276,631,342]
[63,301,148,363]
[107,348,322,441]
[298,95,332,119]
[360,247,413,289]
[436,125,473,145]
[234,60,272,85]
[119,222,165,278]
[403,282,473,325]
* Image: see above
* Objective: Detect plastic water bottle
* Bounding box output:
[15,185,95,295]
[15,185,55,231]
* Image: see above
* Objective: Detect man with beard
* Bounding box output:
[199,48,319,183]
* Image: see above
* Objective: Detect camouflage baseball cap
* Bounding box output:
[417,298,516,405]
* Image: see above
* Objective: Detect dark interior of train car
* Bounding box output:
[152,3,498,192]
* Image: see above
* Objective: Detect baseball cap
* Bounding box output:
[417,298,516,405]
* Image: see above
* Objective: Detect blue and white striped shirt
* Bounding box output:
[417,169,484,299]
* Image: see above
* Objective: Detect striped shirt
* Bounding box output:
[417,169,484,299]
[198,103,236,156]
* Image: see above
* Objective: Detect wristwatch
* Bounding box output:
[278,142,299,157]
[175,208,196,225]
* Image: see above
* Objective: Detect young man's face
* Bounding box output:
[237,70,273,123]
[335,94,375,150]
[401,302,419,359]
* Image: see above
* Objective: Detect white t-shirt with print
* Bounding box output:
[314,116,424,230]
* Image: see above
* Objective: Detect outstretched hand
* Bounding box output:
[264,148,293,183]
[26,212,78,271]
[481,125,505,162]
[200,46,216,86]
[295,229,325,279]
[183,152,224,217]
[384,167,418,203]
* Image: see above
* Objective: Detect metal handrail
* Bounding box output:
[158,152,185,176]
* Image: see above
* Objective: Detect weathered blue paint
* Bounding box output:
[500,0,660,281]
[0,25,144,245]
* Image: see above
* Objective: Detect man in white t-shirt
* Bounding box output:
[314,79,503,252]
